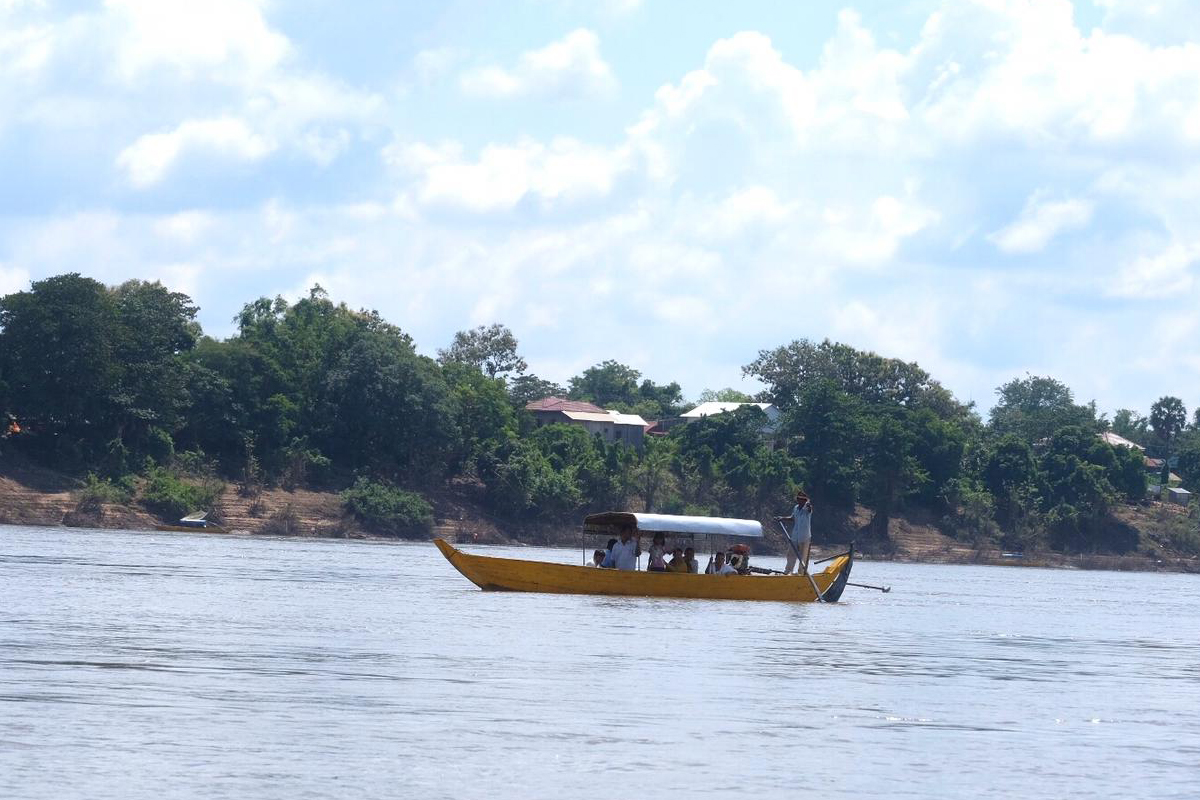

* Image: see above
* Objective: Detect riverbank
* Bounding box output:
[2,460,1198,574]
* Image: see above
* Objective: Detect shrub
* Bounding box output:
[75,472,133,511]
[260,504,302,536]
[341,478,434,538]
[142,466,223,521]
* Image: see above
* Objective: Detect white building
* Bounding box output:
[1166,487,1192,506]
[524,397,648,450]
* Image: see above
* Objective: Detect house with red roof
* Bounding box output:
[524,397,648,450]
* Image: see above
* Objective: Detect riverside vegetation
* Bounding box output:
[1,273,1198,561]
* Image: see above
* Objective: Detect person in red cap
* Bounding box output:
[776,489,813,574]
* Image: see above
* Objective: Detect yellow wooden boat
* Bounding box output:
[434,512,854,602]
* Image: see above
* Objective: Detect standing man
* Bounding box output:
[602,524,641,570]
[776,490,813,575]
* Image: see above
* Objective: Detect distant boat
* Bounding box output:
[434,512,853,602]
[154,511,226,533]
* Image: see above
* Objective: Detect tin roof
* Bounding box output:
[1099,431,1146,451]
[681,401,775,419]
[525,396,606,414]
[561,410,648,426]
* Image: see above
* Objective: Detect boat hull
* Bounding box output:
[434,538,853,602]
[153,524,226,533]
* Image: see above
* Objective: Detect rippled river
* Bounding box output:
[2,525,1198,799]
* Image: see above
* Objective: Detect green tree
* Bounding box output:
[508,373,566,407]
[568,360,642,407]
[1039,426,1117,542]
[568,360,682,419]
[1111,408,1148,444]
[107,280,199,457]
[1149,396,1187,475]
[1176,440,1200,492]
[907,407,967,509]
[442,362,517,475]
[317,330,458,483]
[0,274,119,463]
[989,375,1098,444]
[697,387,754,403]
[744,338,966,418]
[634,437,678,513]
[782,379,864,509]
[437,323,527,379]
[482,438,581,518]
[860,410,928,537]
[1107,442,1147,502]
[981,435,1039,527]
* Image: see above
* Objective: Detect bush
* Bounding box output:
[142,466,223,521]
[76,472,134,511]
[341,478,434,538]
[260,504,302,536]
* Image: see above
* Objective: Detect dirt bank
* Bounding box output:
[2,459,1197,573]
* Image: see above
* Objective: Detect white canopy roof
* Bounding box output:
[584,512,763,538]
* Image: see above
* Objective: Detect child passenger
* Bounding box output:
[647,532,668,572]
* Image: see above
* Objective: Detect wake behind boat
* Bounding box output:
[434,512,854,602]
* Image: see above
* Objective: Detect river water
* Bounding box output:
[2,525,1198,799]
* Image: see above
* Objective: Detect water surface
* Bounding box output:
[2,525,1198,799]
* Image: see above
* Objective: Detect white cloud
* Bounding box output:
[154,211,215,243]
[391,137,629,212]
[988,192,1094,254]
[460,29,616,99]
[0,263,31,296]
[1108,242,1197,298]
[117,117,274,187]
[106,0,288,82]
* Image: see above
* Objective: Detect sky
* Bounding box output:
[3,0,1200,415]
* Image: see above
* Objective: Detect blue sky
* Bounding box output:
[3,0,1200,415]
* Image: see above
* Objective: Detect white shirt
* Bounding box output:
[715,563,738,575]
[603,538,639,570]
[791,503,813,544]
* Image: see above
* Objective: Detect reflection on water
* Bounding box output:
[2,525,1199,799]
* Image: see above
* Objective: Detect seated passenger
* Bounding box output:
[590,549,606,567]
[684,546,698,574]
[705,552,738,575]
[667,547,688,572]
[604,538,618,562]
[647,532,668,572]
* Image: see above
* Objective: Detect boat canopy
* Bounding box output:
[583,512,763,538]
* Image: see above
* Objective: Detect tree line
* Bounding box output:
[1,273,1197,553]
